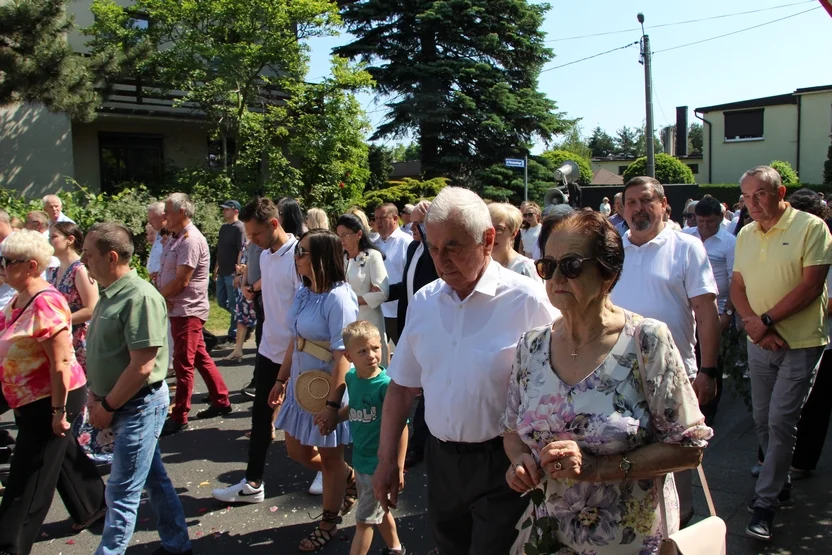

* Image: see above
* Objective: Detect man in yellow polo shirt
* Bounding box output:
[731,165,832,542]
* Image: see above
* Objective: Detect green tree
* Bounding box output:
[588,126,616,158]
[614,126,639,157]
[363,177,448,212]
[770,160,799,186]
[634,126,663,156]
[688,123,703,156]
[86,0,341,191]
[334,0,573,181]
[0,0,98,121]
[552,123,591,161]
[824,143,832,185]
[367,145,395,191]
[622,153,695,184]
[266,57,373,215]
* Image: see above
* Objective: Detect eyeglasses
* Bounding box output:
[0,257,28,269]
[535,256,595,280]
[337,231,355,239]
[523,213,536,218]
[294,244,310,258]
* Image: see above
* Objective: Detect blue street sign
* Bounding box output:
[505,158,525,168]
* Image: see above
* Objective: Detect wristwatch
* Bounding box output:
[698,366,719,378]
[761,313,774,327]
[325,400,340,410]
[101,398,116,412]
[620,455,632,480]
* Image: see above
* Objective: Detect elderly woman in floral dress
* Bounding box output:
[500,209,713,555]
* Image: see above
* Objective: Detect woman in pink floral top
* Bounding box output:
[500,211,713,555]
[0,230,105,553]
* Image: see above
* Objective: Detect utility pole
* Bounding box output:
[524,155,529,201]
[638,13,655,178]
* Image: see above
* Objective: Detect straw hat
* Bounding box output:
[294,370,332,414]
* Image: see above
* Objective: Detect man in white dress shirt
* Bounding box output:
[42,194,75,225]
[682,195,736,424]
[610,176,720,525]
[374,187,557,555]
[375,203,412,345]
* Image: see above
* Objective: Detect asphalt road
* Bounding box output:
[4,339,832,554]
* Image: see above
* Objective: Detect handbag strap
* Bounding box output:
[7,289,49,328]
[631,318,718,536]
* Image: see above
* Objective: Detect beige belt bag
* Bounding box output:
[297,337,333,363]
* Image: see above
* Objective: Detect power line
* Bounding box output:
[654,6,821,54]
[544,0,815,42]
[540,41,639,73]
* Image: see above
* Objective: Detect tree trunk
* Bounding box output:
[418,22,440,180]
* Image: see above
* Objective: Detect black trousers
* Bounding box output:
[758,347,832,470]
[249,295,265,386]
[0,387,105,555]
[246,353,281,483]
[409,394,429,456]
[384,317,400,346]
[426,436,527,555]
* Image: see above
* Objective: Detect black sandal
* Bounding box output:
[298,509,340,552]
[72,506,106,532]
[341,467,357,515]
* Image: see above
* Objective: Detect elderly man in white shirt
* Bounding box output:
[373,187,557,555]
[42,194,75,225]
[611,176,720,526]
[374,202,413,346]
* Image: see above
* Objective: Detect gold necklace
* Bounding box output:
[558,328,606,360]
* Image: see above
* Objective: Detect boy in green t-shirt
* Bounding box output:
[316,320,407,555]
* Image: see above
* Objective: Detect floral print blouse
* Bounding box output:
[47,260,88,369]
[0,288,86,409]
[500,311,713,555]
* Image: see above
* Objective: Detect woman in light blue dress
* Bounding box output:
[269,229,359,552]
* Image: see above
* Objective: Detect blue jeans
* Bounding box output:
[95,383,191,555]
[216,274,238,339]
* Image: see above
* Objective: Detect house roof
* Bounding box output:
[591,155,703,162]
[794,84,832,95]
[591,168,624,186]
[390,160,421,179]
[695,93,797,114]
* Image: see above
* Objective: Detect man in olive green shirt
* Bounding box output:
[82,223,191,555]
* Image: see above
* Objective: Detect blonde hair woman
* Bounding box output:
[488,203,541,283]
[0,231,105,548]
[306,208,330,231]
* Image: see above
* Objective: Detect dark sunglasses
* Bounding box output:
[523,212,536,218]
[0,257,28,269]
[535,256,595,280]
[682,213,695,218]
[294,244,309,258]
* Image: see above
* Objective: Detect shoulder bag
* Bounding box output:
[631,319,727,555]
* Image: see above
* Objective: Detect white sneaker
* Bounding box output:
[308,471,323,495]
[212,479,264,504]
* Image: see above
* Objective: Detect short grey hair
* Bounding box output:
[426,187,492,244]
[42,194,62,206]
[1,229,54,271]
[88,222,135,263]
[166,193,195,219]
[147,201,165,215]
[740,165,782,191]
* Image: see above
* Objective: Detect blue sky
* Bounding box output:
[304,0,832,150]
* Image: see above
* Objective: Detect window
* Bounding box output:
[686,163,699,174]
[98,133,163,193]
[207,137,237,168]
[618,165,628,175]
[724,109,763,141]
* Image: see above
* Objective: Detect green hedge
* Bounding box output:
[0,182,222,262]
